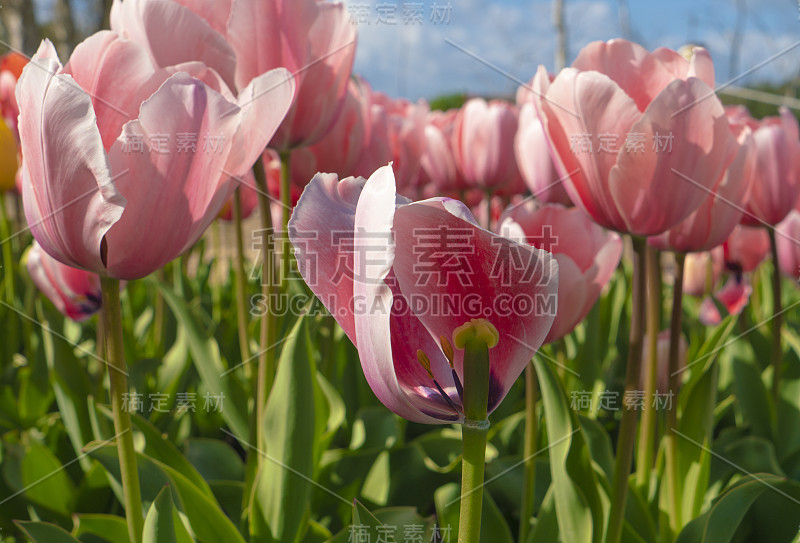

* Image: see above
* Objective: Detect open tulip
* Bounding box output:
[499,201,622,342]
[726,105,800,226]
[531,39,735,236]
[724,224,770,273]
[18,38,294,280]
[25,242,110,321]
[289,165,558,423]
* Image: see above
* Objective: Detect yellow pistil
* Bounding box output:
[453,318,499,350]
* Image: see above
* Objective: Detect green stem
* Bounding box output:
[665,252,685,539]
[768,227,782,403]
[636,245,660,489]
[100,277,144,543]
[233,189,251,365]
[0,192,16,303]
[150,269,165,358]
[279,150,292,286]
[253,157,277,445]
[210,220,223,323]
[458,335,491,543]
[607,236,647,543]
[518,362,539,543]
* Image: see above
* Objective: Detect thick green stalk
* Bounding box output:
[607,236,647,543]
[278,150,292,286]
[768,228,783,402]
[518,362,539,543]
[665,252,685,539]
[636,245,661,488]
[210,220,223,323]
[458,334,491,543]
[100,277,144,543]
[232,189,251,365]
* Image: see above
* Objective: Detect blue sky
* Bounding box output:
[346,0,800,99]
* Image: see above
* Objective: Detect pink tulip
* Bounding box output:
[228,0,357,149]
[699,276,752,326]
[453,98,520,192]
[288,165,558,423]
[682,247,724,297]
[726,105,800,226]
[18,38,294,280]
[649,120,753,253]
[418,109,464,197]
[499,202,622,342]
[514,103,571,205]
[532,39,735,236]
[25,242,106,321]
[368,92,429,198]
[111,0,356,150]
[351,78,393,179]
[723,224,770,273]
[776,210,800,280]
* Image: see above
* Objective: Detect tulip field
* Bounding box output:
[3,1,800,542]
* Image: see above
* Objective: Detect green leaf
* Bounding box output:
[732,354,775,441]
[143,486,190,543]
[72,514,130,543]
[675,475,794,543]
[533,358,605,543]
[15,521,82,542]
[184,439,244,482]
[90,445,244,543]
[155,279,248,438]
[20,439,77,516]
[251,315,316,543]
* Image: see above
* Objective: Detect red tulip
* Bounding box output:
[514,103,571,205]
[25,242,106,321]
[724,224,770,273]
[288,165,558,423]
[499,201,622,342]
[453,98,519,192]
[776,210,800,280]
[649,120,753,253]
[699,276,752,326]
[726,106,800,226]
[18,38,294,279]
[532,39,735,236]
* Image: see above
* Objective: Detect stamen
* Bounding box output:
[440,335,463,399]
[417,349,459,412]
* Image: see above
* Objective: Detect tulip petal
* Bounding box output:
[352,165,458,423]
[103,73,240,279]
[18,40,125,273]
[111,0,237,90]
[391,198,559,412]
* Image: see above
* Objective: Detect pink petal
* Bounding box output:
[18,40,125,273]
[776,210,800,280]
[103,73,241,279]
[514,103,570,205]
[699,277,752,326]
[111,0,237,90]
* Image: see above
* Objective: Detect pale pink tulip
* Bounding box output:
[726,105,800,226]
[418,109,464,197]
[683,247,724,297]
[650,121,753,252]
[514,103,571,205]
[776,210,800,280]
[289,166,558,423]
[453,98,520,192]
[26,242,105,321]
[532,39,735,236]
[18,39,293,280]
[499,202,622,342]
